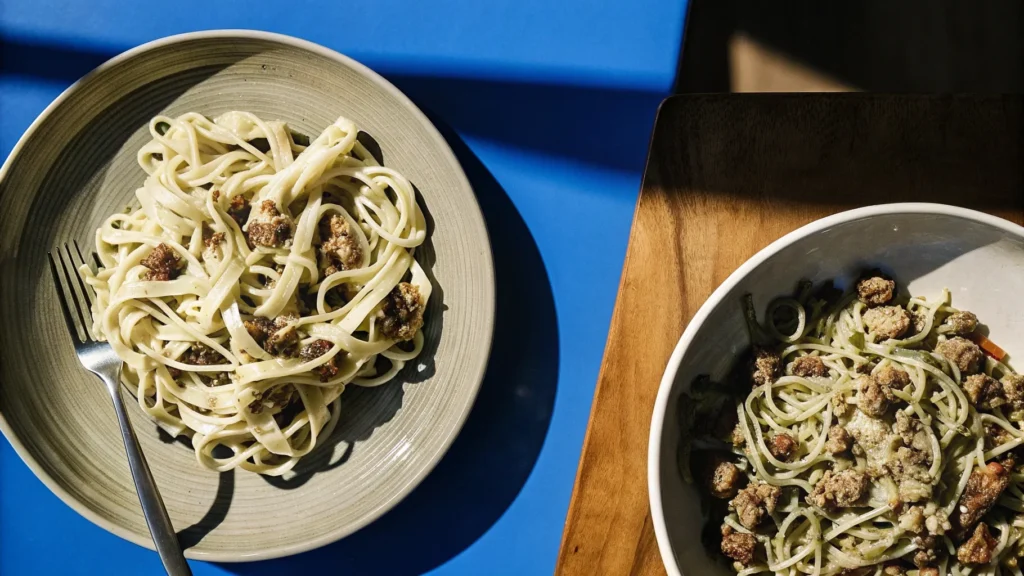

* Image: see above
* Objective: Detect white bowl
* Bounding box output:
[648,203,1024,575]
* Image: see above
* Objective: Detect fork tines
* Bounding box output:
[48,241,96,345]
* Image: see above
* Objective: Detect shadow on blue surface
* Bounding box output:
[0,25,689,571]
[1,34,661,177]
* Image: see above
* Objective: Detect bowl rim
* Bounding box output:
[647,202,1024,576]
[0,29,496,562]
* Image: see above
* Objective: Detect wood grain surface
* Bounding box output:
[555,94,1024,576]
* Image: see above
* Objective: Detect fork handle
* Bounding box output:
[106,376,193,576]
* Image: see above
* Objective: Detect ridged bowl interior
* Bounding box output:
[0,32,494,561]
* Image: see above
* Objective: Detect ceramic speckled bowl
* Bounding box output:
[649,204,1024,575]
[0,31,494,561]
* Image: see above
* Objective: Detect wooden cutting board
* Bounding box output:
[555,94,1024,576]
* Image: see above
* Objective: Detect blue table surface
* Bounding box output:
[0,2,687,574]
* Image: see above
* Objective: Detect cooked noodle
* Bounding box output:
[81,112,431,476]
[685,280,1024,575]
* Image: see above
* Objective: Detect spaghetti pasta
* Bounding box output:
[684,278,1024,574]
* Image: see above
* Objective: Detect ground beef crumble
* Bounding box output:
[863,305,911,340]
[827,426,853,455]
[378,282,425,341]
[227,195,251,228]
[140,243,182,281]
[957,522,997,564]
[246,200,293,248]
[319,214,363,275]
[244,315,300,357]
[768,433,798,462]
[791,355,828,377]
[182,342,225,365]
[708,458,743,499]
[945,311,979,336]
[247,384,295,415]
[937,337,984,375]
[952,460,1012,539]
[730,482,780,529]
[964,374,1005,410]
[875,365,911,390]
[857,276,895,307]
[720,525,756,566]
[856,374,893,418]
[299,339,344,382]
[752,346,781,387]
[808,469,868,510]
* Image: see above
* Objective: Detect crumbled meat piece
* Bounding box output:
[791,355,828,378]
[709,459,743,499]
[856,374,893,418]
[857,276,895,307]
[886,446,933,503]
[918,569,938,576]
[730,482,781,529]
[964,373,1005,410]
[378,282,425,341]
[182,343,224,365]
[926,511,952,536]
[1002,374,1024,421]
[140,243,182,281]
[881,565,906,576]
[227,195,251,228]
[985,422,1016,451]
[945,311,979,336]
[875,365,911,390]
[204,231,225,249]
[856,362,876,375]
[768,433,798,462]
[832,392,851,418]
[827,426,853,455]
[913,535,942,568]
[937,337,984,375]
[166,365,182,379]
[244,317,275,343]
[1004,374,1024,402]
[319,214,363,275]
[808,470,868,510]
[895,411,931,453]
[957,522,997,565]
[248,384,295,415]
[246,200,293,248]
[720,525,756,566]
[752,346,781,387]
[265,324,299,356]
[299,339,343,382]
[953,460,1012,538]
[863,305,911,340]
[731,422,746,447]
[244,315,300,357]
[899,506,925,533]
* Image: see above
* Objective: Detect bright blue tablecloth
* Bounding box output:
[0,2,687,574]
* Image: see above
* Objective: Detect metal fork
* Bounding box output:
[49,242,192,576]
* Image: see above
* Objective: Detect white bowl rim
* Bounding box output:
[0,29,496,562]
[647,202,1024,576]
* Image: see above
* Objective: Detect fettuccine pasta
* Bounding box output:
[81,112,430,476]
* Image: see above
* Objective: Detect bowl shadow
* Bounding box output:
[218,117,559,575]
